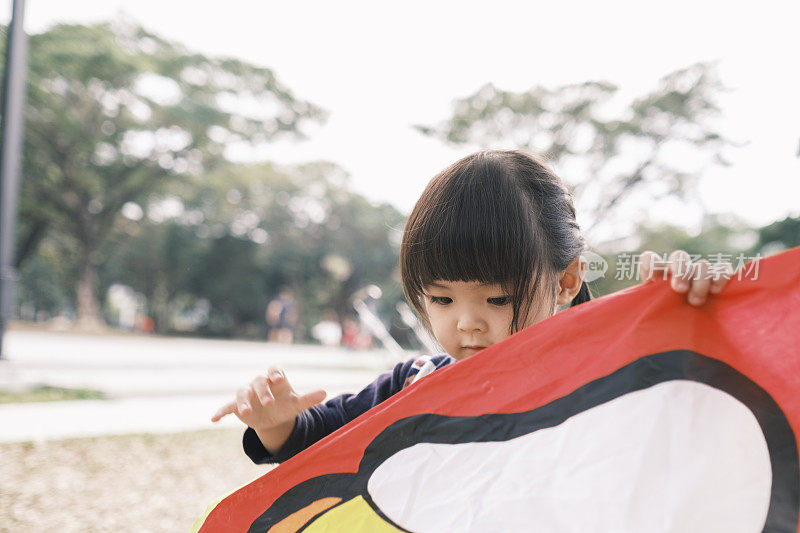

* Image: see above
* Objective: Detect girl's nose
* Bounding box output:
[457,313,487,333]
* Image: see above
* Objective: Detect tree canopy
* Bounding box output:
[416,63,733,237]
[94,161,405,337]
[2,21,325,326]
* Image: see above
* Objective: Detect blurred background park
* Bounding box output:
[0,0,798,530]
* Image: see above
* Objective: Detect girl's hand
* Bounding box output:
[211,367,326,453]
[638,250,733,306]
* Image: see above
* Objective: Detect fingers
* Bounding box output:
[213,378,268,422]
[236,386,255,416]
[709,262,733,294]
[266,367,292,397]
[251,375,273,406]
[297,389,327,411]
[686,260,711,306]
[667,250,692,293]
[211,400,237,423]
[262,368,324,413]
[638,251,663,282]
[216,367,323,427]
[641,249,733,306]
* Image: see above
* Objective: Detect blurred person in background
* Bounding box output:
[341,318,373,350]
[266,289,298,344]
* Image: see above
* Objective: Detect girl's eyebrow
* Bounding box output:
[427,282,449,289]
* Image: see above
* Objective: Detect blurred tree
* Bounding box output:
[0,21,324,328]
[16,236,77,319]
[99,218,205,333]
[750,216,800,256]
[416,63,733,236]
[99,161,405,338]
[589,214,756,297]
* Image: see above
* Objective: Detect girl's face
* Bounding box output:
[422,280,554,360]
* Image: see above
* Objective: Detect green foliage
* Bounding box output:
[97,161,405,338]
[0,385,106,404]
[751,216,800,255]
[416,63,732,230]
[13,52,405,339]
[16,237,77,316]
[4,21,325,323]
[590,214,757,297]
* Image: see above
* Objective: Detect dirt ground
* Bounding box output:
[0,428,273,532]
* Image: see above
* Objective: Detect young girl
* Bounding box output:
[212,150,730,464]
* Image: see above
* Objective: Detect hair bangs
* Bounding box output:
[401,152,553,331]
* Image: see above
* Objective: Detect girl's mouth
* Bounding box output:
[462,345,487,354]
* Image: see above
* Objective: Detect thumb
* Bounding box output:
[297,389,327,411]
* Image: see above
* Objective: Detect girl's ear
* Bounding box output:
[557,256,587,306]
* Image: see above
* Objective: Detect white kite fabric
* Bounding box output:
[369,381,772,532]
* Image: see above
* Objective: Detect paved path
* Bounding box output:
[0,330,407,442]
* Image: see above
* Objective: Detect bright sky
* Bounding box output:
[4,0,799,243]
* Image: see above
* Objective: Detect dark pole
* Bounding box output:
[0,0,28,359]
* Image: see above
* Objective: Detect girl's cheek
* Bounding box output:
[496,330,513,343]
[501,308,515,334]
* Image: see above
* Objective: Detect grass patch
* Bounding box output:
[0,384,107,404]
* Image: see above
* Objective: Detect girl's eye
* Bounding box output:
[429,296,453,305]
[488,296,511,306]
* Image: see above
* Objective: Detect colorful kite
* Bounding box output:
[194,247,800,532]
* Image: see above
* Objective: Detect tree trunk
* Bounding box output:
[14,219,48,268]
[151,276,170,334]
[75,246,105,331]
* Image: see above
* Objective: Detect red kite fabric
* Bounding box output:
[194,247,800,532]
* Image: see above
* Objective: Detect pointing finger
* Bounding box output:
[211,400,237,422]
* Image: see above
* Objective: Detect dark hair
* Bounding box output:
[400,150,591,334]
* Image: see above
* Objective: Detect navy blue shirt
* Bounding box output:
[243,354,454,464]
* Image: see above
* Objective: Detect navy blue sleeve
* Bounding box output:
[243,354,453,464]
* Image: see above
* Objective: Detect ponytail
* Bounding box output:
[570,281,592,307]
